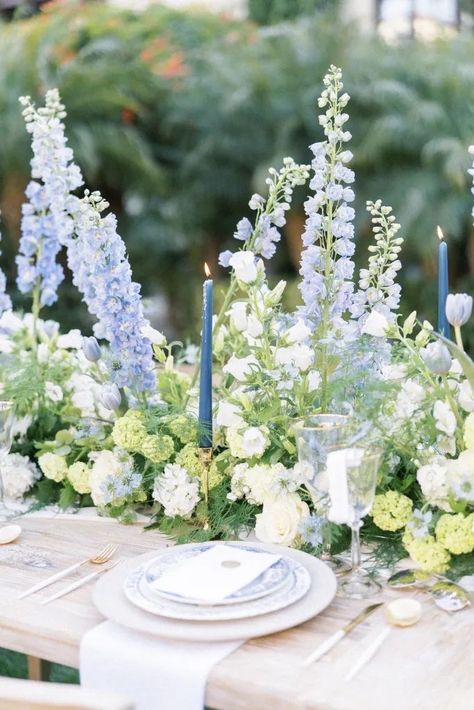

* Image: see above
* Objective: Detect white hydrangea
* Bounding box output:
[416,457,450,510]
[152,463,200,518]
[0,453,40,499]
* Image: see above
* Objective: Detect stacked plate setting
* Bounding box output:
[123,542,312,623]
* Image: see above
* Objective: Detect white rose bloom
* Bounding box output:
[307,370,322,392]
[228,302,248,332]
[223,354,258,382]
[0,453,40,499]
[241,427,269,459]
[141,324,166,345]
[216,401,244,428]
[255,494,309,546]
[458,381,474,412]
[286,319,311,343]
[433,400,456,436]
[417,458,450,509]
[57,329,83,349]
[361,310,389,337]
[45,382,63,403]
[229,251,258,284]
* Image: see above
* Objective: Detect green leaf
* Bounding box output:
[58,481,77,510]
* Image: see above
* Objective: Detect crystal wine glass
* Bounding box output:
[293,413,354,574]
[0,401,15,521]
[338,445,382,599]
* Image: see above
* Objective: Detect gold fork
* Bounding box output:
[18,543,119,599]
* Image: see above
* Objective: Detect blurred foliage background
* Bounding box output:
[0,0,473,348]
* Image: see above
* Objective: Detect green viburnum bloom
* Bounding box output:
[371,491,413,532]
[435,513,474,555]
[141,434,175,464]
[67,462,91,495]
[403,532,451,574]
[112,410,147,452]
[168,415,197,444]
[38,452,68,483]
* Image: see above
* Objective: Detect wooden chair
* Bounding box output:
[0,677,134,710]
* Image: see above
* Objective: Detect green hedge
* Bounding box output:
[0,3,473,342]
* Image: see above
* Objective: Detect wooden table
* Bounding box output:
[0,515,471,710]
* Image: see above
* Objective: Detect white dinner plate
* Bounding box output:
[142,542,291,606]
[93,543,337,642]
[124,554,310,621]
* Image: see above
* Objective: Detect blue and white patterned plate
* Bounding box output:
[142,543,291,606]
[123,547,311,622]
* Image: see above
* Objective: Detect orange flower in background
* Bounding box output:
[140,37,170,64]
[54,43,76,64]
[156,52,189,79]
[121,107,137,124]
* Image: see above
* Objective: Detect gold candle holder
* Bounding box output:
[198,447,212,530]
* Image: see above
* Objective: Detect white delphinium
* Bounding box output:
[152,463,200,518]
[351,200,403,328]
[0,453,40,499]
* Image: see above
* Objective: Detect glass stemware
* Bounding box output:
[338,446,382,599]
[0,401,15,521]
[293,413,354,574]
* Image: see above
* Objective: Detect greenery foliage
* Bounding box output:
[0,1,473,347]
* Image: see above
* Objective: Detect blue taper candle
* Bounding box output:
[437,226,450,337]
[198,264,213,448]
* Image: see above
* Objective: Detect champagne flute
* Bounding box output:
[293,413,354,574]
[0,401,15,521]
[338,445,382,599]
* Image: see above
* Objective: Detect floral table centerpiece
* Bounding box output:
[1,66,473,580]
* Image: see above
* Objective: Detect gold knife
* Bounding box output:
[302,602,383,666]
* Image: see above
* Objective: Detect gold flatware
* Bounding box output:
[40,558,122,605]
[18,543,118,599]
[302,602,383,666]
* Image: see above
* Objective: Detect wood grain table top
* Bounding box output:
[0,515,471,710]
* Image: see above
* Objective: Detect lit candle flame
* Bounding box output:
[204,262,211,278]
[437,226,444,241]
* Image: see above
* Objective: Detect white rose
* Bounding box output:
[45,382,63,403]
[229,251,258,284]
[223,354,258,382]
[57,329,83,349]
[458,381,474,413]
[141,324,166,345]
[286,319,311,343]
[255,494,309,546]
[216,401,244,428]
[241,427,269,458]
[433,400,456,436]
[361,311,389,337]
[228,302,248,332]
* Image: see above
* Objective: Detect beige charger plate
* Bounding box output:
[93,542,337,642]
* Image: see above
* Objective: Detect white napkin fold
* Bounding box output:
[151,544,281,603]
[80,621,243,710]
[326,448,363,524]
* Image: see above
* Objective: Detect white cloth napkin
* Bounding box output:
[326,448,363,524]
[151,544,281,603]
[80,621,243,710]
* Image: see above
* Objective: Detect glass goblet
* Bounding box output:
[293,413,354,574]
[338,446,382,599]
[0,401,15,521]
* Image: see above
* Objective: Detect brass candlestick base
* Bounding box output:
[198,447,212,530]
